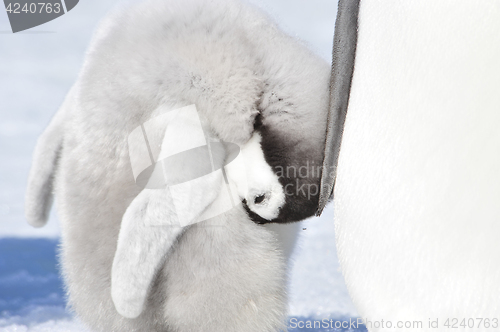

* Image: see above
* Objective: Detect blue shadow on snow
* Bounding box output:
[0,238,366,331]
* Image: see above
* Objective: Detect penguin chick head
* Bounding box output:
[246,113,326,224]
[226,124,323,225]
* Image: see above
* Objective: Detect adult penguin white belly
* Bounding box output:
[334,1,500,330]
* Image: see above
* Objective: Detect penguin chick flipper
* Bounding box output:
[111,171,223,318]
[25,86,74,227]
[111,189,184,319]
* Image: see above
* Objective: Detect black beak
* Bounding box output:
[242,199,273,224]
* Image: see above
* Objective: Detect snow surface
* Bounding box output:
[0,0,362,330]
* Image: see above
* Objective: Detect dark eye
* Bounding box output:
[254,194,266,204]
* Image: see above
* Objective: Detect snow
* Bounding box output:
[0,0,361,330]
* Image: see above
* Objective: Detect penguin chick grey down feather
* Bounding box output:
[25,0,330,331]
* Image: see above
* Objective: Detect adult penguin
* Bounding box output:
[321,1,500,331]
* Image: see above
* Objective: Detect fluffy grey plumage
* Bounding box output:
[25,0,330,331]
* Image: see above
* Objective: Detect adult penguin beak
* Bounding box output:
[316,0,360,216]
